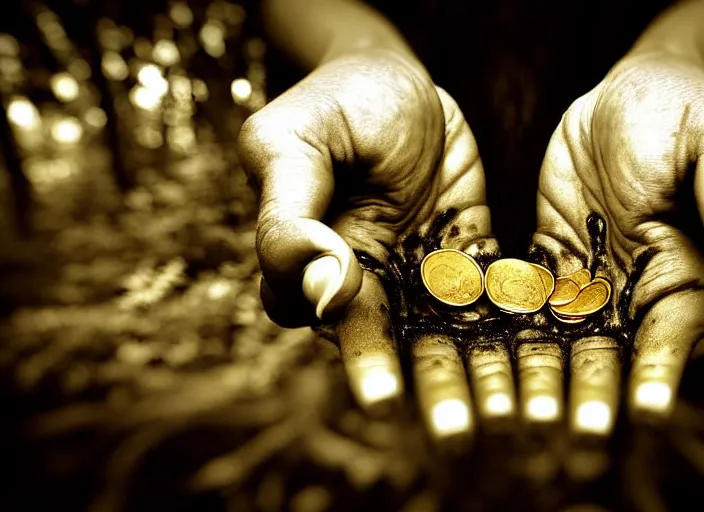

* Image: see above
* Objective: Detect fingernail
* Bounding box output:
[302,254,343,319]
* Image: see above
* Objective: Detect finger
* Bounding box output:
[432,87,486,213]
[412,333,473,443]
[569,336,620,436]
[335,270,404,414]
[238,108,363,326]
[533,97,595,273]
[628,288,704,420]
[416,88,498,255]
[627,215,704,419]
[516,331,564,425]
[466,343,517,425]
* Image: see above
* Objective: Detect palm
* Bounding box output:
[304,53,487,269]
[534,53,704,418]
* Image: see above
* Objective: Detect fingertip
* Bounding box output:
[346,353,404,415]
[628,289,704,421]
[257,217,362,323]
[336,271,404,415]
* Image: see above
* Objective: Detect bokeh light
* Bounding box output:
[7,97,41,129]
[200,20,226,58]
[230,77,252,104]
[84,107,107,129]
[130,85,164,111]
[169,2,194,27]
[153,39,180,67]
[192,79,209,102]
[51,117,83,144]
[50,72,80,102]
[102,51,129,80]
[0,33,19,56]
[137,64,169,96]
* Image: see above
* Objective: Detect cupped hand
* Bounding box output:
[237,49,505,442]
[531,51,704,435]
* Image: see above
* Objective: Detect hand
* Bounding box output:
[237,49,507,442]
[531,51,704,435]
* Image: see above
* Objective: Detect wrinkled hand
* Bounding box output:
[532,51,704,434]
[238,50,499,441]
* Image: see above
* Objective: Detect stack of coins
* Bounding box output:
[420,250,612,323]
[547,269,611,324]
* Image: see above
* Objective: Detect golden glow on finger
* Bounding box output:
[485,392,514,416]
[50,72,79,102]
[525,395,559,422]
[359,366,399,404]
[7,97,41,129]
[575,400,612,434]
[634,381,673,412]
[431,398,471,436]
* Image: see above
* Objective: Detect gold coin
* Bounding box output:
[420,249,484,307]
[551,277,612,317]
[567,268,592,288]
[548,277,580,306]
[549,307,587,324]
[485,259,554,314]
[531,263,556,298]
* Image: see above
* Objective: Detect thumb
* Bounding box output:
[238,110,363,326]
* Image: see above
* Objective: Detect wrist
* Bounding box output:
[628,0,704,69]
[320,44,430,84]
[321,34,426,72]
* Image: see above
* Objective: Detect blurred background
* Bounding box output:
[1,1,704,511]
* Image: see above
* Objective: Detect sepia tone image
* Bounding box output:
[0,0,703,510]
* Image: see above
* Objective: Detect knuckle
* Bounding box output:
[236,113,269,190]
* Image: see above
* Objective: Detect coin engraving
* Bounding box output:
[421,249,484,306]
[549,277,580,306]
[552,278,612,317]
[485,259,552,314]
[569,268,592,288]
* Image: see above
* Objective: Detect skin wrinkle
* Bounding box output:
[674,104,692,187]
[561,103,651,274]
[582,187,633,276]
[536,189,587,257]
[631,229,704,313]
